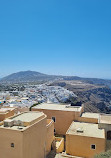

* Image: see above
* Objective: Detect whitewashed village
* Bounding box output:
[0,80,111,158]
[0,84,77,110]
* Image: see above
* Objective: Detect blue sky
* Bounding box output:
[0,0,111,78]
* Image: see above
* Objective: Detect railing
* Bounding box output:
[46,119,54,128]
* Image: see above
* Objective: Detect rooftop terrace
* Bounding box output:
[81,112,100,119]
[0,108,15,113]
[33,103,83,112]
[66,122,105,138]
[11,112,44,122]
[0,111,46,131]
[99,114,111,125]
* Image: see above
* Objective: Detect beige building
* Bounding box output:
[66,122,106,158]
[99,114,111,151]
[14,106,29,114]
[32,103,84,135]
[32,103,111,157]
[0,107,15,121]
[46,119,55,155]
[77,112,100,124]
[65,113,111,158]
[0,111,54,158]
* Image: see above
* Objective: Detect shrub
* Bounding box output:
[29,102,41,111]
[94,150,111,158]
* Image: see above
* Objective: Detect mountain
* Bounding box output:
[1,70,111,113]
[1,70,111,87]
[0,71,58,83]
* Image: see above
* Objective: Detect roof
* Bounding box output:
[0,108,15,113]
[32,103,82,112]
[0,111,46,131]
[81,112,100,119]
[11,111,44,122]
[99,114,111,124]
[66,122,105,138]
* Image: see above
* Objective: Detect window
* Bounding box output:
[11,143,14,148]
[52,117,56,123]
[91,144,96,150]
[54,128,56,133]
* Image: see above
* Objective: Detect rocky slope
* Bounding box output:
[49,80,111,113]
[1,71,111,113]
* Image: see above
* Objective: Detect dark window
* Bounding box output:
[51,145,53,150]
[54,129,56,133]
[107,131,111,140]
[52,117,56,122]
[91,144,96,150]
[11,143,14,148]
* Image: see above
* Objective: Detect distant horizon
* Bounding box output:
[0,70,111,80]
[0,0,111,79]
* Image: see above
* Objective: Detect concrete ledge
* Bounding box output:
[61,152,84,158]
[55,137,64,153]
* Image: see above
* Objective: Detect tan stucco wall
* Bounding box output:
[0,114,48,158]
[32,108,81,135]
[66,134,106,158]
[0,128,23,158]
[98,123,111,151]
[55,137,64,153]
[23,116,47,158]
[0,114,6,121]
[5,110,15,119]
[77,117,98,124]
[46,119,54,155]
[0,109,15,121]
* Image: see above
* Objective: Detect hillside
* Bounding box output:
[63,76,111,87]
[0,71,58,83]
[0,70,111,113]
[1,71,111,87]
[49,80,111,113]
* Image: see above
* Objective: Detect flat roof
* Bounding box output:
[99,114,111,124]
[67,122,105,138]
[0,111,46,131]
[0,108,15,113]
[11,111,44,122]
[81,112,100,119]
[32,103,82,112]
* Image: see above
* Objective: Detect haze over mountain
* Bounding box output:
[0,70,111,87]
[0,71,58,83]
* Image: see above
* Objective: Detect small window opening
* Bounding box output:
[52,117,56,122]
[91,144,96,150]
[11,143,14,148]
